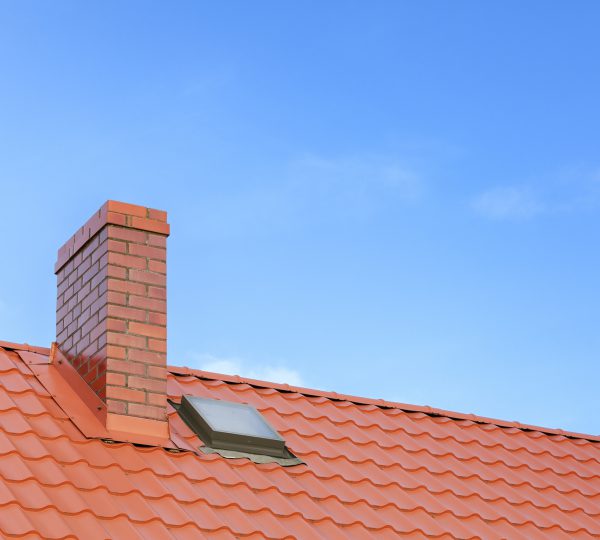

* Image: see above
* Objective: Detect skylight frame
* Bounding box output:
[178,395,288,458]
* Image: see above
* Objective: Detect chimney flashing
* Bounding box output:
[27,345,172,446]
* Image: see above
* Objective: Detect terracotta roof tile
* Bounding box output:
[0,344,599,538]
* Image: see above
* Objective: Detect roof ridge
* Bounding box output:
[0,340,51,355]
[2,341,598,444]
[168,364,600,444]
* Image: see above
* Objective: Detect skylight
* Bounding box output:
[178,395,288,458]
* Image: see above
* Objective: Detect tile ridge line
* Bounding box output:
[167,364,600,444]
[2,342,597,444]
[0,340,51,355]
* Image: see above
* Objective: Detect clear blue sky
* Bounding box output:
[1,2,599,435]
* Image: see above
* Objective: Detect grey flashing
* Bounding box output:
[199,445,304,466]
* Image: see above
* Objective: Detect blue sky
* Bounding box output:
[1,2,599,435]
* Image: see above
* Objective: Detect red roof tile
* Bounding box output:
[0,343,599,538]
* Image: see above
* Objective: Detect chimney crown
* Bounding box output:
[55,200,169,437]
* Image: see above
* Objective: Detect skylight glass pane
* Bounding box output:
[186,397,282,440]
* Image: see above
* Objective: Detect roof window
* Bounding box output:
[177,396,299,463]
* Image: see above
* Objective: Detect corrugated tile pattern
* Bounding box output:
[0,345,599,539]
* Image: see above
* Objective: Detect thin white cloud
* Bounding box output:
[472,186,544,220]
[190,353,304,386]
[471,166,600,221]
[289,154,424,206]
[190,152,425,237]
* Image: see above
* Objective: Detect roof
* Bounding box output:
[0,341,599,539]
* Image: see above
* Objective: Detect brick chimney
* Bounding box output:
[55,201,169,437]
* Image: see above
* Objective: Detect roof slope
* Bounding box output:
[0,343,599,539]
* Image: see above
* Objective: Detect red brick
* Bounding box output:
[128,269,165,286]
[106,318,127,333]
[81,288,99,311]
[92,247,109,267]
[148,312,166,326]
[107,200,148,218]
[62,284,75,303]
[106,385,146,404]
[90,321,106,343]
[67,319,78,337]
[128,295,165,313]
[90,375,106,396]
[81,313,99,336]
[107,239,127,253]
[107,225,147,244]
[76,307,91,327]
[81,236,100,260]
[83,365,98,384]
[63,311,74,327]
[106,211,127,226]
[77,282,91,303]
[127,403,166,421]
[128,243,166,261]
[107,359,146,375]
[129,322,166,339]
[98,279,108,296]
[90,296,105,317]
[56,304,69,322]
[67,295,78,312]
[147,365,167,379]
[107,265,127,279]
[91,241,109,265]
[130,216,170,235]
[107,399,127,414]
[148,260,166,274]
[107,291,126,306]
[108,251,147,269]
[128,376,166,393]
[128,349,166,366]
[147,392,168,407]
[148,286,166,300]
[106,345,127,360]
[97,251,109,270]
[97,330,107,349]
[75,333,90,355]
[84,344,105,364]
[148,339,167,353]
[91,266,108,289]
[106,372,126,386]
[106,332,147,349]
[77,256,92,277]
[148,234,167,248]
[107,278,146,296]
[147,208,167,222]
[108,305,146,322]
[57,278,70,297]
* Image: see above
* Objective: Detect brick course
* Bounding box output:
[55,201,169,423]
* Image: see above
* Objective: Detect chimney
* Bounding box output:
[55,201,169,437]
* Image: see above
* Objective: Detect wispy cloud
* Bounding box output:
[190,152,424,237]
[288,153,424,209]
[189,353,304,386]
[472,186,544,220]
[472,167,600,221]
